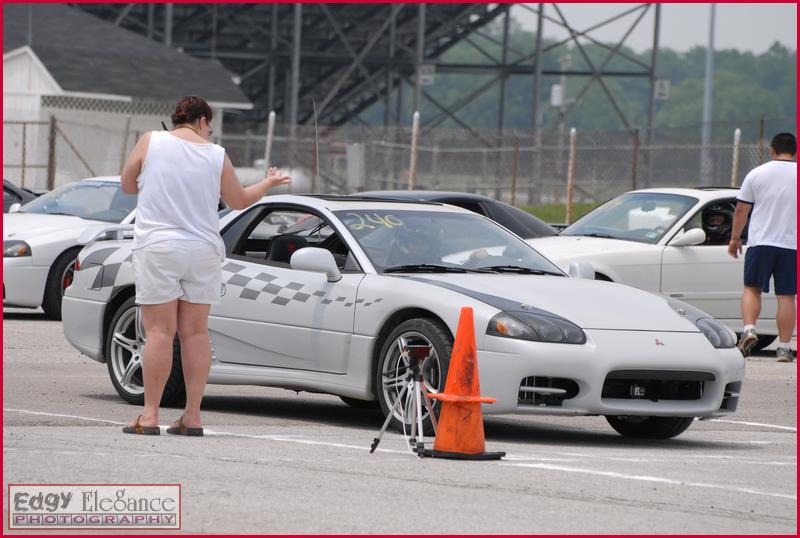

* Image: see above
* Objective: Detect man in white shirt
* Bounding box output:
[728,132,797,362]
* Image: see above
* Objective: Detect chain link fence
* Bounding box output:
[3,116,141,191]
[5,116,794,207]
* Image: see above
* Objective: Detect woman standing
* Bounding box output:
[120,95,290,436]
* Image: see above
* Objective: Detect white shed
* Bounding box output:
[3,4,251,189]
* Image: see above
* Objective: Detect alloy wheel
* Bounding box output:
[380,331,443,425]
[109,306,146,396]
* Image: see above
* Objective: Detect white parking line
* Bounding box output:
[708,419,797,432]
[3,407,413,456]
[505,463,796,500]
[4,408,126,426]
[505,450,795,466]
[4,407,795,468]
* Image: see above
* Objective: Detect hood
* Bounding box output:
[3,213,103,240]
[408,274,696,332]
[527,235,648,263]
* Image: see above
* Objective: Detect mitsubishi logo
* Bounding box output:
[655,339,665,346]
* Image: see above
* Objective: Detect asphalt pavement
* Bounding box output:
[3,308,797,533]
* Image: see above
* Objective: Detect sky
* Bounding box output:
[514,3,797,54]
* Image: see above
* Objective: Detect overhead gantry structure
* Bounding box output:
[77,3,661,136]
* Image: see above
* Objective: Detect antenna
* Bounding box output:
[312,100,320,193]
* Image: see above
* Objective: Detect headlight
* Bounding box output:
[487,311,586,344]
[696,318,737,349]
[3,240,31,257]
[667,299,736,349]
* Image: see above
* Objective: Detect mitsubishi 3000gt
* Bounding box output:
[62,195,745,439]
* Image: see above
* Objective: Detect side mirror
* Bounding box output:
[568,261,595,279]
[290,247,342,282]
[8,203,21,213]
[669,228,706,247]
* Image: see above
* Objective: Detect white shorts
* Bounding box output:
[133,240,222,305]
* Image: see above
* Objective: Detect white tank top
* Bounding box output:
[132,131,226,260]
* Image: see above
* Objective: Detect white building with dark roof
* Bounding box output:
[3,3,251,188]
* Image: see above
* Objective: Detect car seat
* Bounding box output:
[267,234,308,263]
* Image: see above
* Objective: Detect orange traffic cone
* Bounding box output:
[423,307,504,460]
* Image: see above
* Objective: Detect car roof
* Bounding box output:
[628,187,740,203]
[257,194,472,214]
[357,190,494,202]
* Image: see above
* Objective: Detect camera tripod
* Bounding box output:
[370,352,438,457]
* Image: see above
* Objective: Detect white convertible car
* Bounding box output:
[3,176,136,319]
[530,187,785,352]
[62,195,744,439]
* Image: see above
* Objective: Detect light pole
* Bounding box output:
[700,4,716,185]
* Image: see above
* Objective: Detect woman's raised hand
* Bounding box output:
[265,166,292,189]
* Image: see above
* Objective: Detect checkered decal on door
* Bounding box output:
[76,250,384,308]
[221,262,383,307]
[75,246,133,297]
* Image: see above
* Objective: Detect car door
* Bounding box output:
[660,198,775,323]
[209,204,364,374]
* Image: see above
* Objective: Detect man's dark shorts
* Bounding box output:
[744,245,797,295]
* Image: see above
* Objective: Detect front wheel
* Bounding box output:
[605,415,694,439]
[375,318,453,434]
[105,296,186,406]
[339,396,380,410]
[42,248,80,320]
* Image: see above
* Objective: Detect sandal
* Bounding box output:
[166,416,204,437]
[122,415,160,435]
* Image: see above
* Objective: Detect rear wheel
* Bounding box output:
[734,333,777,353]
[42,248,80,320]
[605,415,694,439]
[752,335,777,353]
[339,396,379,410]
[105,296,185,406]
[375,318,452,434]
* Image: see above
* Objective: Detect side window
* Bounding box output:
[485,201,558,238]
[681,199,745,246]
[230,207,360,272]
[4,188,19,209]
[221,207,267,255]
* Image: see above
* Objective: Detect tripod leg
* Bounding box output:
[415,379,425,446]
[370,377,411,453]
[422,391,438,434]
[408,380,418,445]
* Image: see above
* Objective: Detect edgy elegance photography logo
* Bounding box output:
[8,484,181,530]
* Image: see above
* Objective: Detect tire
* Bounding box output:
[339,396,380,410]
[734,333,777,354]
[42,248,81,320]
[375,318,453,434]
[105,296,186,407]
[605,415,694,439]
[752,335,777,353]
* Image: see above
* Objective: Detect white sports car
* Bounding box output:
[62,195,744,439]
[3,176,136,319]
[529,187,786,352]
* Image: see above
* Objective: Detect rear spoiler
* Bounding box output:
[78,224,134,246]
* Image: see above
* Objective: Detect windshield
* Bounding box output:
[562,192,698,244]
[20,181,136,223]
[335,209,564,274]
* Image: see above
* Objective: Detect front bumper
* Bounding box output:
[61,295,107,362]
[3,257,49,307]
[477,329,745,418]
